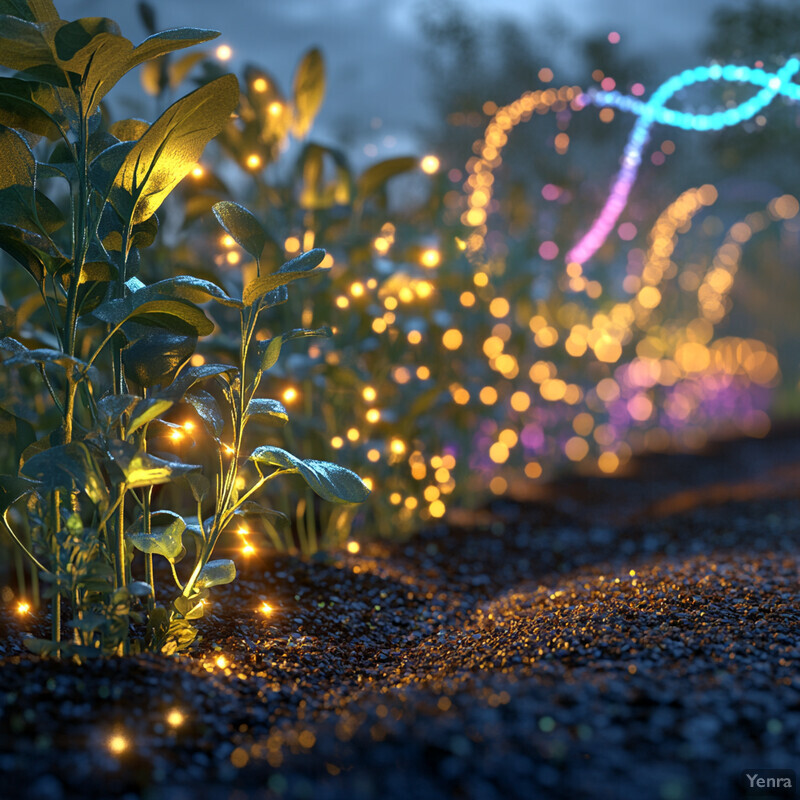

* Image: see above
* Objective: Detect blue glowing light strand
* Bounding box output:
[565,58,800,267]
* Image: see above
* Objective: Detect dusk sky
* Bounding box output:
[58,0,772,155]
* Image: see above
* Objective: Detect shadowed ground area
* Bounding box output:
[1,431,799,800]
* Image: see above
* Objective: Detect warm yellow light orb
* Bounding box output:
[420,155,440,174]
[346,541,360,554]
[215,45,232,61]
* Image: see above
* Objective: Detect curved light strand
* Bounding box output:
[566,58,800,266]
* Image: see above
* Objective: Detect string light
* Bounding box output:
[568,58,800,265]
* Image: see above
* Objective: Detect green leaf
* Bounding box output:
[160,363,238,401]
[52,18,133,114]
[1,337,88,371]
[0,474,36,513]
[125,28,220,73]
[127,515,185,560]
[0,124,36,190]
[232,501,288,525]
[108,73,239,225]
[94,294,214,336]
[21,442,109,509]
[106,441,201,488]
[0,185,65,238]
[0,0,59,23]
[183,472,210,504]
[242,249,327,307]
[291,47,325,138]
[122,332,196,389]
[249,446,370,504]
[168,49,207,89]
[0,14,57,71]
[296,142,351,209]
[185,389,224,437]
[97,393,138,428]
[146,275,242,308]
[127,398,173,435]
[195,558,236,589]
[356,156,418,204]
[0,76,64,139]
[109,117,149,141]
[257,326,331,371]
[245,398,288,426]
[212,200,266,261]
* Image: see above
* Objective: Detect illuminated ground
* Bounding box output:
[1,431,799,800]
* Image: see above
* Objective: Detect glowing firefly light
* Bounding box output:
[215,45,232,61]
[191,165,204,178]
[420,155,440,174]
[242,542,255,556]
[166,709,185,728]
[268,101,283,117]
[16,601,30,615]
[282,387,298,403]
[108,734,128,755]
[246,153,261,170]
[346,541,360,554]
[170,430,183,443]
[260,601,273,615]
[182,421,195,433]
[215,655,228,669]
[252,77,268,93]
[420,248,441,268]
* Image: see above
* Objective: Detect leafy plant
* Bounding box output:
[0,0,369,657]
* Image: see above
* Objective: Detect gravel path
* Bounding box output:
[1,435,799,800]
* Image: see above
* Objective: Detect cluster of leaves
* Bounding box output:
[135,23,795,549]
[0,0,368,657]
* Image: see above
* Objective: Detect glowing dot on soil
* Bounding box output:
[347,541,360,554]
[215,45,232,61]
[215,655,228,669]
[629,570,636,577]
[108,734,128,754]
[260,602,273,615]
[166,709,184,728]
[16,601,30,615]
[420,155,440,174]
[283,387,298,403]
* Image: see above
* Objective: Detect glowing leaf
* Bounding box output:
[292,47,324,138]
[195,559,236,589]
[108,73,239,225]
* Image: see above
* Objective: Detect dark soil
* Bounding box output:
[1,430,799,800]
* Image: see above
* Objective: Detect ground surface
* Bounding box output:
[1,431,799,800]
